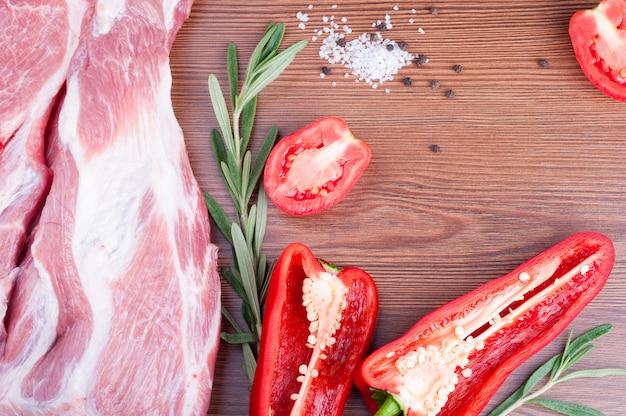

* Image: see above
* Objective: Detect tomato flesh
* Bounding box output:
[570,0,626,100]
[264,117,371,216]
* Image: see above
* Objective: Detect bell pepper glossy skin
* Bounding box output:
[250,242,378,416]
[355,232,615,416]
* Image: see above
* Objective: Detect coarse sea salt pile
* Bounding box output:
[319,31,414,88]
[297,4,424,91]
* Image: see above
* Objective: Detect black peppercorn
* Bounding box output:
[336,37,346,48]
[399,41,408,51]
[403,77,413,86]
[538,58,549,68]
[429,6,439,15]
[430,144,441,153]
[377,23,388,32]
[430,80,440,89]
[446,89,455,99]
[321,66,332,75]
[386,44,394,52]
[452,64,463,73]
[416,54,429,67]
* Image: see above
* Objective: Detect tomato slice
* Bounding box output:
[263,117,371,216]
[569,0,626,100]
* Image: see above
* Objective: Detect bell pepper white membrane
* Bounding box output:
[289,269,348,414]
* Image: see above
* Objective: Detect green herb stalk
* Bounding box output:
[489,323,626,416]
[204,22,306,382]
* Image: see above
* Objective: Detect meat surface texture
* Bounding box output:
[0,0,87,344]
[0,0,221,414]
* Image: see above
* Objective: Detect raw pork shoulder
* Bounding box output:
[0,0,221,414]
[0,0,87,343]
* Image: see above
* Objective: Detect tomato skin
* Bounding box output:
[263,116,371,216]
[355,232,615,416]
[569,0,626,101]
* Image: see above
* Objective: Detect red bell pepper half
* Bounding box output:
[355,232,615,416]
[250,242,378,415]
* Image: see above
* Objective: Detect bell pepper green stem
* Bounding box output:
[374,394,403,416]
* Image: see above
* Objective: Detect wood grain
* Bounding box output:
[170,1,626,414]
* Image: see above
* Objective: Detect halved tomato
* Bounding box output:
[569,0,626,101]
[263,116,371,216]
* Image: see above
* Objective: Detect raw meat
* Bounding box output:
[0,0,87,343]
[0,0,221,414]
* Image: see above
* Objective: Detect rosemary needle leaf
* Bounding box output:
[208,74,234,151]
[225,150,241,189]
[245,22,279,83]
[558,367,626,383]
[246,204,257,248]
[241,151,252,208]
[219,161,241,211]
[231,223,261,327]
[253,187,268,259]
[227,42,239,107]
[221,332,258,345]
[247,127,277,203]
[221,267,247,301]
[566,324,611,356]
[521,355,560,397]
[560,344,595,374]
[526,398,605,416]
[239,40,308,110]
[242,343,257,383]
[261,23,285,63]
[553,328,574,380]
[203,192,233,245]
[257,255,269,303]
[221,305,243,333]
[210,129,227,168]
[240,96,257,151]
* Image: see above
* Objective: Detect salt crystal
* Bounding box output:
[307,5,419,92]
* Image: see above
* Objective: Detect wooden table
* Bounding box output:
[170,1,626,414]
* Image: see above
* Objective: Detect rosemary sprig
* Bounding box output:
[489,323,626,416]
[204,22,307,382]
